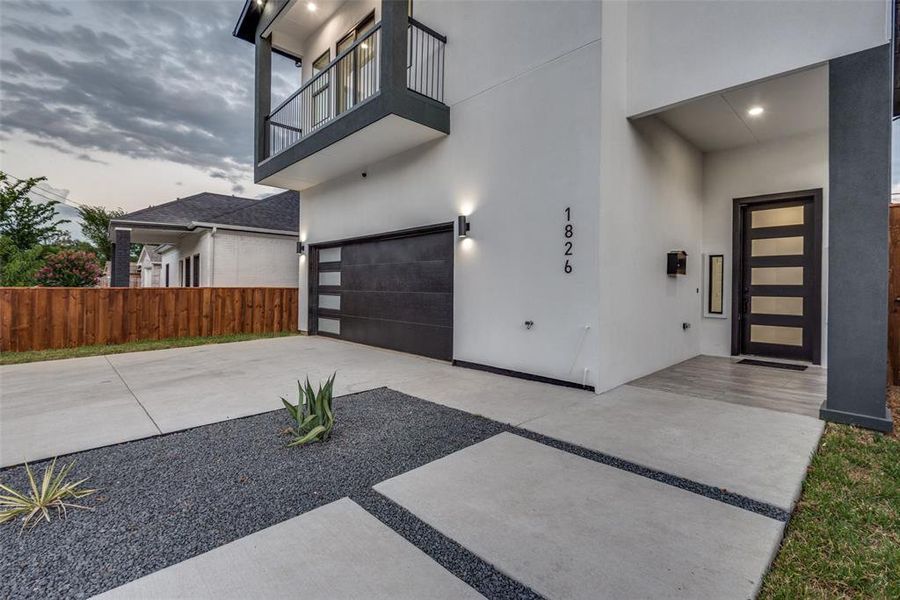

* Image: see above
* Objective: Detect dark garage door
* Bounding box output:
[310,225,453,360]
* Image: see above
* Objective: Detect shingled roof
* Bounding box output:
[111,191,299,233]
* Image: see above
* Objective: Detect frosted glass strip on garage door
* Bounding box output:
[318,294,341,310]
[319,247,341,263]
[318,318,341,335]
[750,324,803,346]
[319,271,341,286]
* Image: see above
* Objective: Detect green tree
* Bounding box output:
[76,204,141,262]
[0,235,45,286]
[0,172,69,250]
[76,204,124,263]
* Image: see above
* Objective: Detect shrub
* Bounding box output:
[281,373,336,446]
[0,235,45,286]
[34,249,101,287]
[0,459,96,531]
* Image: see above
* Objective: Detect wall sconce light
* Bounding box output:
[297,242,306,255]
[457,215,470,238]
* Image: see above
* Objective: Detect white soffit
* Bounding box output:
[656,66,828,153]
[260,114,446,191]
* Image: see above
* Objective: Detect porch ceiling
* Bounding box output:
[654,66,827,153]
[268,0,346,58]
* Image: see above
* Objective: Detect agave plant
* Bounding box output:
[281,373,336,446]
[0,458,96,531]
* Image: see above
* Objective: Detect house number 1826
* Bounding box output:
[564,206,573,274]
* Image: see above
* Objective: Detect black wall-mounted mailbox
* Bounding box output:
[667,250,687,276]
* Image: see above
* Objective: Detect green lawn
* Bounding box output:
[0,331,300,365]
[759,390,900,599]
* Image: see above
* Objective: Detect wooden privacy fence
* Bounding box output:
[890,205,900,385]
[0,287,299,352]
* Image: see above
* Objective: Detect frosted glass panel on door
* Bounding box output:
[751,267,803,286]
[751,206,804,228]
[750,324,803,346]
[751,236,804,257]
[318,294,340,310]
[751,296,804,316]
[318,318,340,335]
[319,247,341,263]
[319,271,341,286]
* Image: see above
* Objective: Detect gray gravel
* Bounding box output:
[0,388,511,600]
[1,385,787,600]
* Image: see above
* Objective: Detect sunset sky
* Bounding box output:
[0,0,299,223]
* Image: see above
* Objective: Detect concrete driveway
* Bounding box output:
[2,336,826,599]
[1,335,822,511]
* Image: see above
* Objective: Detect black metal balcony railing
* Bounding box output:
[264,18,447,160]
[266,26,381,158]
[407,17,446,103]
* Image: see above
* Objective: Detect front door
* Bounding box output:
[733,190,822,363]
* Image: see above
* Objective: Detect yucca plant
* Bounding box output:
[0,458,96,531]
[281,373,336,446]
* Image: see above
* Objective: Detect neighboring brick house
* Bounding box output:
[108,191,300,288]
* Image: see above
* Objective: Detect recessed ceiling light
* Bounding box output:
[747,106,764,117]
[306,2,317,11]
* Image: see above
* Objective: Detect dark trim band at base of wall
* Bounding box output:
[452,360,595,392]
[819,402,894,433]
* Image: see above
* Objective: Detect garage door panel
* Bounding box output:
[341,262,452,293]
[342,234,450,265]
[337,317,452,360]
[312,227,454,361]
[340,291,453,327]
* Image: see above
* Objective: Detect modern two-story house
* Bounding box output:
[233,0,894,431]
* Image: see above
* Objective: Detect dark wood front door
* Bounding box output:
[309,225,454,360]
[732,190,822,363]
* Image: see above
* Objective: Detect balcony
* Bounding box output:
[246,4,450,191]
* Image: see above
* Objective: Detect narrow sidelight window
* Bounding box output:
[193,254,200,287]
[165,264,170,288]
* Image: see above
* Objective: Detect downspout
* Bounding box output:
[209,227,217,287]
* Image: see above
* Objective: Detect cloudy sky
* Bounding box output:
[2,0,899,218]
[0,0,299,216]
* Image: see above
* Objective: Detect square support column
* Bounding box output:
[111,228,132,288]
[821,44,893,432]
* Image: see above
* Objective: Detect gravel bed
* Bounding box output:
[0,388,510,599]
[1,386,788,599]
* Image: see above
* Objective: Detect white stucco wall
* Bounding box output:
[597,0,704,392]
[627,0,890,116]
[699,130,829,363]
[211,229,299,287]
[299,0,603,386]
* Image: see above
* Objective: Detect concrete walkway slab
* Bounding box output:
[105,335,591,434]
[93,498,483,600]
[0,356,159,467]
[376,432,785,600]
[521,384,824,511]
